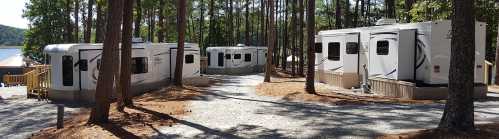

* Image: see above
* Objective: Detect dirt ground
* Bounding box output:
[256,74,439,105]
[30,85,205,139]
[379,123,499,139]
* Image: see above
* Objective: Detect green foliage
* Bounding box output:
[409,0,452,22]
[23,0,67,61]
[0,25,25,46]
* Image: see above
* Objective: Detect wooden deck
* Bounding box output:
[2,65,51,100]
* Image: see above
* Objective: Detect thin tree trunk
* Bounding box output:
[353,0,360,27]
[158,0,165,42]
[325,0,332,29]
[134,0,142,38]
[208,0,215,46]
[89,0,124,123]
[65,0,74,43]
[305,0,315,93]
[117,0,135,111]
[264,0,275,82]
[385,0,395,18]
[344,0,351,28]
[174,0,187,86]
[95,0,105,43]
[260,0,266,46]
[282,0,289,70]
[439,0,475,132]
[298,0,304,76]
[335,0,341,29]
[245,0,251,45]
[291,0,296,76]
[75,0,80,42]
[495,26,499,85]
[404,0,414,23]
[84,0,94,43]
[360,0,365,26]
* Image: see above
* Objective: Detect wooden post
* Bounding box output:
[57,105,64,129]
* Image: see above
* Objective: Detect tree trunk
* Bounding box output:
[208,0,215,46]
[260,0,266,46]
[353,0,360,27]
[404,0,414,23]
[134,0,142,38]
[495,25,499,85]
[298,0,304,76]
[84,0,94,43]
[245,0,251,45]
[305,0,315,93]
[74,0,80,42]
[174,0,187,86]
[199,0,205,54]
[158,0,165,42]
[439,0,475,132]
[89,0,124,123]
[325,0,332,29]
[264,0,275,82]
[335,0,341,29]
[291,0,297,76]
[95,0,106,43]
[344,0,351,28]
[65,0,74,43]
[385,0,395,18]
[282,0,289,70]
[360,0,365,26]
[117,0,135,111]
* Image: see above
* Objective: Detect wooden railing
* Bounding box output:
[2,65,51,99]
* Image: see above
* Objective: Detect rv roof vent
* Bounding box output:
[375,18,397,26]
[236,44,246,47]
[132,38,144,43]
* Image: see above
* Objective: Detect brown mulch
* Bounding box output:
[256,74,440,105]
[379,123,499,139]
[30,85,204,139]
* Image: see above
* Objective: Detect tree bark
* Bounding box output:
[264,0,275,82]
[260,0,266,46]
[335,0,341,29]
[344,0,351,28]
[245,0,251,45]
[117,0,135,111]
[75,0,80,42]
[95,0,106,43]
[158,0,165,42]
[404,0,414,23]
[439,0,475,132]
[298,0,304,76]
[495,25,499,85]
[84,0,94,43]
[353,0,360,27]
[65,0,74,43]
[134,0,142,38]
[291,0,297,76]
[281,0,289,70]
[305,0,315,93]
[385,0,395,18]
[174,0,187,86]
[89,0,124,123]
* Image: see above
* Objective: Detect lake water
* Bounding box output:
[0,48,21,60]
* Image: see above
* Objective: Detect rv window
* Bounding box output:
[132,57,148,74]
[328,42,340,61]
[244,54,251,62]
[207,52,211,66]
[62,56,73,86]
[346,42,359,54]
[79,60,88,71]
[218,53,224,66]
[226,54,231,59]
[377,41,389,55]
[315,43,323,53]
[185,55,194,64]
[234,54,242,59]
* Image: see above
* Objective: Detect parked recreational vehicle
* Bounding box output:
[317,20,487,99]
[206,46,267,75]
[43,43,200,102]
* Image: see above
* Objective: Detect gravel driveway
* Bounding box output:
[151,74,499,139]
[0,87,81,139]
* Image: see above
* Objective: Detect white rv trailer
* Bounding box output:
[206,46,267,75]
[43,43,201,102]
[317,20,487,99]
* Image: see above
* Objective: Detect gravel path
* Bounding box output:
[153,74,499,139]
[0,87,81,139]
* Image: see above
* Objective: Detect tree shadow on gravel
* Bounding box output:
[130,106,243,139]
[97,123,140,139]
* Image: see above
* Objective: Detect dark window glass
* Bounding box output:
[218,53,224,66]
[79,59,88,71]
[244,54,251,62]
[234,54,241,59]
[226,54,231,59]
[346,42,359,54]
[62,55,73,86]
[132,57,148,74]
[207,52,211,66]
[328,42,340,61]
[185,55,194,64]
[315,43,323,53]
[377,41,389,55]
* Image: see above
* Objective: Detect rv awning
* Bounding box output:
[0,54,25,68]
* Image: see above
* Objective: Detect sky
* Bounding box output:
[0,0,29,29]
